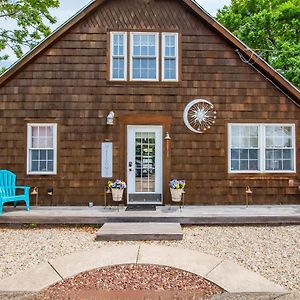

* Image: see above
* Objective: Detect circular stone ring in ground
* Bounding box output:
[0,245,288,295]
[35,264,224,299]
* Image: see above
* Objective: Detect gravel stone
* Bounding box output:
[0,225,299,292]
[34,264,223,299]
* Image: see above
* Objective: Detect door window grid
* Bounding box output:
[110,32,127,80]
[135,132,156,193]
[229,124,295,173]
[162,33,178,80]
[27,124,57,174]
[131,33,158,80]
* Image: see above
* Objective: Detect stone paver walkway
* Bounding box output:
[0,245,288,295]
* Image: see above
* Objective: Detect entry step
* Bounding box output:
[96,222,183,241]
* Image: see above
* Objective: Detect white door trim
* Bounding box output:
[127,125,163,204]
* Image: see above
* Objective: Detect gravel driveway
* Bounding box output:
[0,225,299,291]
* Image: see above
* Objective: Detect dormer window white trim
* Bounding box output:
[162,32,178,81]
[109,31,179,82]
[110,32,127,81]
[130,32,159,81]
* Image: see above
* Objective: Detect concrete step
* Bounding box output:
[96,222,183,241]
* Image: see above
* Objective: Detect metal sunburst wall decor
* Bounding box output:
[183,99,217,133]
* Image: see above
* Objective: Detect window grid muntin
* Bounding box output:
[264,125,294,171]
[229,124,295,173]
[110,31,179,82]
[162,33,178,81]
[230,125,260,172]
[27,124,57,175]
[135,132,156,193]
[130,32,159,81]
[110,32,127,80]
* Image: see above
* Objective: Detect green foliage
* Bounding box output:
[0,0,59,70]
[29,223,38,228]
[216,0,300,88]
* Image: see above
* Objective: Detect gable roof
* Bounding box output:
[0,0,299,102]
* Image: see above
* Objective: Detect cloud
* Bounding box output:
[197,0,231,16]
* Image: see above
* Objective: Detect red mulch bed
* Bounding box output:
[33,264,223,300]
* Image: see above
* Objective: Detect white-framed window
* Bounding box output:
[27,124,57,175]
[110,32,127,80]
[229,124,260,172]
[265,125,295,172]
[130,32,159,81]
[162,33,178,81]
[110,31,179,82]
[228,124,295,173]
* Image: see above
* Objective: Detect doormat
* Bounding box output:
[125,205,156,211]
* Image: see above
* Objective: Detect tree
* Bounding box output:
[216,0,300,88]
[0,0,60,72]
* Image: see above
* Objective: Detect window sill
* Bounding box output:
[27,172,57,176]
[228,172,296,179]
[106,80,181,86]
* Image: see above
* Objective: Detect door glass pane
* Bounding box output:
[135,132,155,192]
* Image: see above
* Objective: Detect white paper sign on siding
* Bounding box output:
[101,142,113,178]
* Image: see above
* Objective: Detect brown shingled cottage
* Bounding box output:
[1,0,300,206]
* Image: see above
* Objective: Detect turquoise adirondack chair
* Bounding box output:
[0,170,30,214]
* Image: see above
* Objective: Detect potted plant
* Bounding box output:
[107,179,127,202]
[169,179,186,202]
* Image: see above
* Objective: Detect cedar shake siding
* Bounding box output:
[0,0,299,205]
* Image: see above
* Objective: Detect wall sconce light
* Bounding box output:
[164,132,171,159]
[106,111,115,125]
[31,187,39,206]
[47,188,54,206]
[47,188,53,196]
[164,132,171,140]
[245,186,252,207]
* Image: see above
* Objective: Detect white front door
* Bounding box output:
[127,125,163,204]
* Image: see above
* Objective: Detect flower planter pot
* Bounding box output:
[111,188,124,202]
[170,188,183,202]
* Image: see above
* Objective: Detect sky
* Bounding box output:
[1,0,231,67]
[53,0,231,23]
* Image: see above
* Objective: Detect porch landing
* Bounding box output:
[0,205,299,225]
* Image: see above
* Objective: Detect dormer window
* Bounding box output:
[162,33,178,81]
[110,32,127,81]
[130,33,159,81]
[109,31,179,82]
